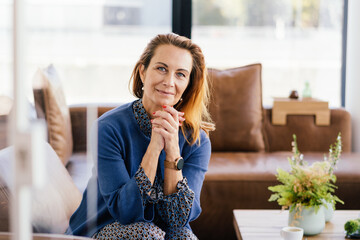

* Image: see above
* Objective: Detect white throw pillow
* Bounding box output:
[0,142,82,233]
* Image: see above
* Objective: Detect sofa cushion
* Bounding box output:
[208,64,265,151]
[0,142,82,233]
[33,65,73,165]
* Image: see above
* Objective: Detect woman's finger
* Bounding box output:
[153,107,185,122]
[162,105,184,125]
[152,125,171,139]
[151,118,176,133]
[162,105,178,119]
[153,110,178,128]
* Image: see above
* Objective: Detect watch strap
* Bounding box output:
[164,157,183,170]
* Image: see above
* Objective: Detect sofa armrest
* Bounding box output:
[70,105,117,153]
[263,107,351,152]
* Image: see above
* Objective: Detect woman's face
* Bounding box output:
[140,44,192,111]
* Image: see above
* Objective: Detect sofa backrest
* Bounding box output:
[69,106,352,154]
[263,107,352,152]
[206,63,352,153]
[70,106,115,153]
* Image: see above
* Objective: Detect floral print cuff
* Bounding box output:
[156,177,195,228]
[134,166,153,207]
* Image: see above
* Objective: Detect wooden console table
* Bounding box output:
[272,98,330,126]
[233,209,359,240]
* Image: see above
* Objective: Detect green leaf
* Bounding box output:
[268,194,280,202]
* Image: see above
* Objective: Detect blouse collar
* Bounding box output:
[132,99,152,137]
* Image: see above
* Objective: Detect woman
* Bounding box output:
[66,33,214,239]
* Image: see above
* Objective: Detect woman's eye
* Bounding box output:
[177,72,186,78]
[158,67,166,72]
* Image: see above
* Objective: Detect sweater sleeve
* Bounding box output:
[157,131,211,227]
[96,121,154,225]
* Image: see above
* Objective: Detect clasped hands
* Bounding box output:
[150,105,185,161]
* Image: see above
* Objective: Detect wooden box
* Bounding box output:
[272,97,330,126]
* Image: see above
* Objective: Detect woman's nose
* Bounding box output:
[162,73,175,87]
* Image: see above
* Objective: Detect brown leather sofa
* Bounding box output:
[68,62,359,239]
[68,105,360,240]
[1,64,360,240]
[189,64,360,239]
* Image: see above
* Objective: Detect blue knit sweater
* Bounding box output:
[66,102,211,237]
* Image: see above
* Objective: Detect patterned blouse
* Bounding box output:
[132,99,195,228]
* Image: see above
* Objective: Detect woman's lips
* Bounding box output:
[156,89,175,96]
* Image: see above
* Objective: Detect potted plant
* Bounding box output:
[344,218,360,238]
[268,133,343,235]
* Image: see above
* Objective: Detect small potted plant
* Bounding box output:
[268,133,343,235]
[344,218,360,238]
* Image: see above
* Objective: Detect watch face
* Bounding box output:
[176,157,184,170]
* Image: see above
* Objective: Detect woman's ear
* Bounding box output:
[139,64,145,84]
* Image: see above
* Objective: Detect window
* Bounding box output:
[0,0,12,99]
[1,0,172,105]
[192,0,344,107]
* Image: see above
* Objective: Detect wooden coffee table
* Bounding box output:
[233,209,360,240]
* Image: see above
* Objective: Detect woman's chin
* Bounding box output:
[156,99,175,107]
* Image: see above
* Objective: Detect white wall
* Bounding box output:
[345,0,360,152]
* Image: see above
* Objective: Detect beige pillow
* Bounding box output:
[0,95,13,116]
[33,65,73,165]
[0,142,82,233]
[208,63,265,151]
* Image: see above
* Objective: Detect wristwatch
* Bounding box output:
[164,157,184,170]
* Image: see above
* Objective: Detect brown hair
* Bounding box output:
[130,33,214,145]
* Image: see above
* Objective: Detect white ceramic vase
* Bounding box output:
[322,199,334,222]
[288,205,325,236]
